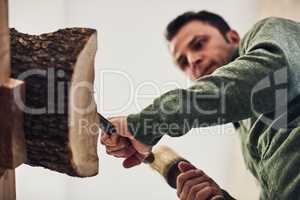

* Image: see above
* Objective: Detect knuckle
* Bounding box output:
[211,186,220,194]
[190,186,198,195]
[179,192,187,200]
[100,136,105,142]
[106,146,114,151]
[177,191,180,198]
[195,192,201,199]
[106,149,112,155]
[202,175,210,182]
[185,179,194,188]
[190,169,201,177]
[206,185,215,194]
[114,153,124,158]
[111,135,118,142]
[206,176,213,182]
[203,182,211,187]
[119,142,128,148]
[177,174,184,184]
[195,169,204,174]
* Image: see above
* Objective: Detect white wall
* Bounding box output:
[9,0,259,199]
[258,0,300,21]
[9,0,66,33]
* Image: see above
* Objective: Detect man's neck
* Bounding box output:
[230,47,239,62]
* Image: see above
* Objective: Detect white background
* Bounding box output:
[9,0,259,199]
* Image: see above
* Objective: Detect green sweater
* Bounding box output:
[127,17,300,199]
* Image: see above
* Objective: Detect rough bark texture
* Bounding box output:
[10,28,99,177]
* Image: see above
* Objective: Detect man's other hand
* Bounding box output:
[177,161,224,200]
[100,116,152,168]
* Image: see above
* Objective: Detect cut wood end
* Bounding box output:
[10,28,99,177]
[69,32,99,177]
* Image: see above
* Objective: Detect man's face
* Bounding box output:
[169,20,239,80]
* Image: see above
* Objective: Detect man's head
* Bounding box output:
[166,11,240,80]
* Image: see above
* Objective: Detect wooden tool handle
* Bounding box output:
[149,145,187,188]
[98,113,155,163]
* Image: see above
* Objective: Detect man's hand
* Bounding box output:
[177,161,224,200]
[100,116,152,168]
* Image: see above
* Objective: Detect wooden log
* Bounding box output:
[0,169,15,200]
[10,28,100,177]
[0,1,21,199]
[0,79,26,169]
[0,0,26,171]
[0,0,10,84]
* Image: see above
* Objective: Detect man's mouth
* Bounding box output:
[201,63,216,76]
[192,62,219,80]
[204,65,218,75]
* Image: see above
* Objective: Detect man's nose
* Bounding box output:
[187,52,203,68]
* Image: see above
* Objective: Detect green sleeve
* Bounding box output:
[127,18,289,146]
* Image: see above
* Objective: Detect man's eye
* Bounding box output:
[191,37,207,51]
[192,40,203,50]
[178,57,188,70]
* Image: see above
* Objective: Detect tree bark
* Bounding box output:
[10,28,99,177]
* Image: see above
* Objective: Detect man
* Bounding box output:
[101,11,300,199]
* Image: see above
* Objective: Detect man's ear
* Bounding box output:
[226,30,240,45]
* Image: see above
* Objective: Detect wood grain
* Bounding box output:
[0,0,10,83]
[0,1,23,199]
[0,169,16,200]
[10,28,99,177]
[0,80,27,169]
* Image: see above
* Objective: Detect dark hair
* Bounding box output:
[165,10,231,41]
